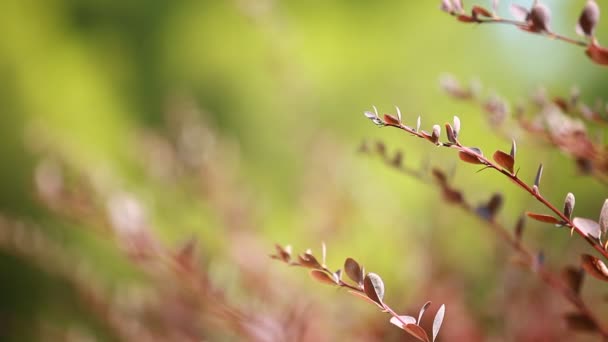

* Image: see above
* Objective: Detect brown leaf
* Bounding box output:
[561,266,584,295]
[581,254,608,282]
[472,5,493,18]
[299,251,322,269]
[445,123,457,143]
[526,212,561,224]
[384,114,400,125]
[564,312,598,332]
[404,324,431,342]
[344,258,363,286]
[363,273,385,306]
[310,269,337,286]
[492,150,514,173]
[271,244,292,263]
[528,3,551,32]
[457,15,478,23]
[458,151,483,165]
[586,40,608,66]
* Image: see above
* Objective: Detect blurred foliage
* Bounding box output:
[1,0,608,341]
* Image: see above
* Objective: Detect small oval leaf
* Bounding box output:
[389,315,417,329]
[581,254,608,282]
[493,150,515,173]
[383,114,400,125]
[310,269,338,285]
[404,324,431,342]
[586,41,608,66]
[363,273,385,305]
[573,217,601,239]
[526,212,561,224]
[344,258,363,286]
[458,151,483,165]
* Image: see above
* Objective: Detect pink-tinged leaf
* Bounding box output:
[599,199,608,236]
[445,123,457,143]
[563,193,576,220]
[404,324,431,342]
[453,116,461,138]
[431,125,441,144]
[310,269,338,285]
[526,212,561,224]
[452,0,463,12]
[389,315,417,329]
[363,273,385,306]
[586,40,608,66]
[581,254,608,282]
[561,266,584,295]
[472,5,493,18]
[509,4,529,21]
[564,312,598,332]
[440,0,453,13]
[492,150,514,173]
[573,217,601,239]
[432,304,446,342]
[384,114,400,125]
[458,151,483,165]
[417,301,431,324]
[347,290,384,308]
[528,3,551,32]
[344,257,363,286]
[576,0,600,37]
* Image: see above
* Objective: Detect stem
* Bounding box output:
[467,17,588,47]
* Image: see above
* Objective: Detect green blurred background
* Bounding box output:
[1,0,607,340]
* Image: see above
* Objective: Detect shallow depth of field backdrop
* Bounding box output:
[1,1,607,341]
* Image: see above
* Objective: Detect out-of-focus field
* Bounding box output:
[0,1,607,341]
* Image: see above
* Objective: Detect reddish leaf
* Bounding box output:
[271,244,292,263]
[526,212,561,224]
[310,269,337,285]
[383,114,400,125]
[404,324,431,342]
[586,41,608,66]
[564,312,598,332]
[492,150,514,173]
[458,151,483,165]
[472,6,493,18]
[344,258,363,286]
[363,273,385,306]
[581,254,608,282]
[445,123,457,143]
[299,252,322,269]
[457,14,478,23]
